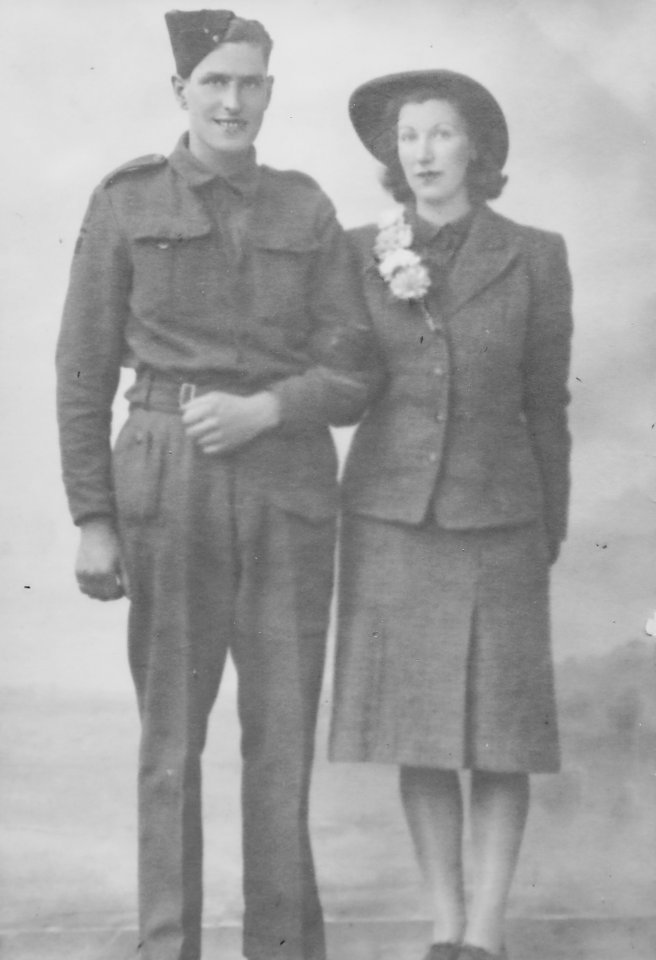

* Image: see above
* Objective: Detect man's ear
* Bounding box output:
[171,74,188,110]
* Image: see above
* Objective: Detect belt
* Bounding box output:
[126,369,271,413]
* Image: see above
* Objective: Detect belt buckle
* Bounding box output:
[179,382,196,407]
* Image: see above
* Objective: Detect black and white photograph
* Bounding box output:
[1,2,655,959]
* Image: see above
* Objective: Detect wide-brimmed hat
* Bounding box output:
[349,69,509,168]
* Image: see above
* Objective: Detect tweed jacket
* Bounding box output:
[341,204,573,551]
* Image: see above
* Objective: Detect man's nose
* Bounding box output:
[222,81,241,111]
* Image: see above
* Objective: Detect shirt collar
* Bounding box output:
[408,204,477,248]
[168,133,260,200]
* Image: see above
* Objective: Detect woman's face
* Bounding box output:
[397,98,476,215]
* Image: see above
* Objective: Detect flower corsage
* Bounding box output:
[374,208,436,330]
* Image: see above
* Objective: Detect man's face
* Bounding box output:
[173,42,273,162]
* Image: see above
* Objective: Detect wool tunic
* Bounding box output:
[329,204,573,772]
[56,134,379,960]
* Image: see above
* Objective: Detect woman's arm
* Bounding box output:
[522,232,574,562]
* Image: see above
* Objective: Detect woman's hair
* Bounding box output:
[376,86,507,204]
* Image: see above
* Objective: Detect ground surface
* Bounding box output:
[1,587,654,959]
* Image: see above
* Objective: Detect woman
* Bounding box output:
[330,71,573,960]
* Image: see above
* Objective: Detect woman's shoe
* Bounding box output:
[458,945,507,960]
[423,944,461,960]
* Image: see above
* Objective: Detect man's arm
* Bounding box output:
[56,186,131,524]
[269,193,383,430]
[57,186,132,599]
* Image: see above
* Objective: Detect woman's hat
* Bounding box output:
[349,70,509,168]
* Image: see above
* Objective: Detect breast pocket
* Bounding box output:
[129,219,213,318]
[251,233,320,323]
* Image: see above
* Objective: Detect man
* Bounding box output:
[56,10,375,960]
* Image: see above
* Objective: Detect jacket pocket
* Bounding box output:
[250,228,320,321]
[112,411,166,524]
[129,219,213,318]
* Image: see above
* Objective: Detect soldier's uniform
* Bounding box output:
[56,131,374,960]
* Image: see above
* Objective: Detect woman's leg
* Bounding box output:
[400,766,466,946]
[463,770,530,955]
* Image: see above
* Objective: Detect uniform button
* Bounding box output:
[428,452,438,463]
[436,412,446,422]
[433,365,443,375]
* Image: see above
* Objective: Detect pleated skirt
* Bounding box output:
[329,516,559,772]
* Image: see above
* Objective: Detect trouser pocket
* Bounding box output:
[112,409,167,524]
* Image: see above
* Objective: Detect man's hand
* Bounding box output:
[181,390,280,455]
[75,518,129,601]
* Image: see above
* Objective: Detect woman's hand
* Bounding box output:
[181,390,280,455]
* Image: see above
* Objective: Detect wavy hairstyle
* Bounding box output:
[377,86,508,205]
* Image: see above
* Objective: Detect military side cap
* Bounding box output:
[350,69,509,169]
[165,9,236,78]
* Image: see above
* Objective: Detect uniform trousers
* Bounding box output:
[113,406,335,960]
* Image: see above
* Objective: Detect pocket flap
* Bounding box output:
[133,217,212,242]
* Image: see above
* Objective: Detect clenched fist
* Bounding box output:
[75,518,129,601]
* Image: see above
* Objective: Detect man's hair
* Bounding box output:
[376,86,507,205]
[220,16,273,67]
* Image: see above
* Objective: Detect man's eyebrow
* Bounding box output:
[198,71,266,83]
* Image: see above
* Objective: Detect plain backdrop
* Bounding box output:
[1,0,655,936]
[1,0,654,683]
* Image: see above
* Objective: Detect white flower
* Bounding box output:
[375,222,413,257]
[374,207,413,257]
[390,263,431,300]
[378,247,421,281]
[374,207,434,306]
[645,611,656,637]
[377,207,405,230]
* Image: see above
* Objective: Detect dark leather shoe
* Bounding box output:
[423,944,461,960]
[458,945,507,960]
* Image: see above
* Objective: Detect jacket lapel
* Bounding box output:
[441,206,520,318]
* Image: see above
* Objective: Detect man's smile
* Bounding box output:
[213,118,248,128]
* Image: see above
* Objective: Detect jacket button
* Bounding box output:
[436,412,446,422]
[428,452,438,463]
[433,365,443,375]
